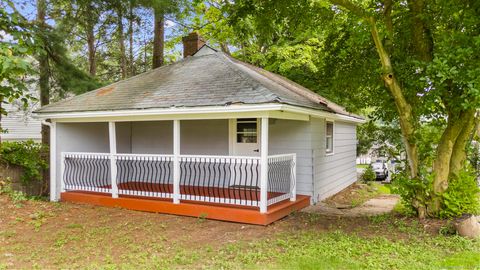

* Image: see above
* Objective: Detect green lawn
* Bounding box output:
[356,164,370,169]
[206,229,479,269]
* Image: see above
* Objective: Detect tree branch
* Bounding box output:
[329,0,370,18]
[329,0,419,177]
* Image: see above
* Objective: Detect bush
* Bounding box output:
[391,167,480,218]
[439,168,480,218]
[361,166,376,182]
[390,171,432,216]
[0,140,48,184]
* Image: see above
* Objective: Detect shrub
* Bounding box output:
[439,168,480,218]
[390,171,432,217]
[0,140,48,184]
[391,167,480,218]
[361,166,376,182]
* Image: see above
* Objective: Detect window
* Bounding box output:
[326,121,334,154]
[236,118,257,143]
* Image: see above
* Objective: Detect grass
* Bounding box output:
[356,164,370,169]
[220,231,480,270]
[0,191,478,269]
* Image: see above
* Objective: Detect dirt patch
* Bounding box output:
[323,182,388,208]
[346,195,400,217]
[304,182,400,217]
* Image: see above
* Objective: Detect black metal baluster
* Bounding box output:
[220,158,227,202]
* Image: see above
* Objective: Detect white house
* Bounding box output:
[35,32,364,225]
[2,99,41,141]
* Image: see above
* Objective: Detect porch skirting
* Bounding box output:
[61,192,310,225]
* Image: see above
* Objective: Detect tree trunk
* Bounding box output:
[432,110,476,194]
[86,4,96,77]
[449,112,477,178]
[37,0,50,195]
[144,39,148,72]
[369,18,419,178]
[128,0,135,76]
[37,0,50,146]
[329,0,420,178]
[152,9,164,69]
[220,43,231,55]
[407,0,433,62]
[117,5,127,79]
[475,113,480,139]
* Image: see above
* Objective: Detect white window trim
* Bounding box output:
[229,118,260,155]
[325,119,335,156]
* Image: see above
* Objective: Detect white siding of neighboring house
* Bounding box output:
[2,101,41,141]
[312,118,357,202]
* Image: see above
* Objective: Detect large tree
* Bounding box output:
[36,0,49,146]
[205,0,480,217]
[325,0,479,216]
[139,0,183,68]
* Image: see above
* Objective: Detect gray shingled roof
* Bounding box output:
[36,46,360,119]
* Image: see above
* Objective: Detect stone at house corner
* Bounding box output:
[455,215,480,239]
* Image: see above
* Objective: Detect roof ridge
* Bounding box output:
[219,53,329,107]
[214,53,281,103]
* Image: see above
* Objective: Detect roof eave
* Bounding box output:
[34,103,364,124]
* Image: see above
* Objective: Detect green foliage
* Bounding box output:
[0,2,39,118]
[0,140,48,184]
[0,179,31,207]
[392,168,480,218]
[439,168,480,218]
[391,171,433,217]
[361,166,376,182]
[356,120,403,158]
[467,140,480,178]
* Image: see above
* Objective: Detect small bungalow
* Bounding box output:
[35,33,364,225]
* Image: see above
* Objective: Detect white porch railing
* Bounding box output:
[61,152,296,211]
[267,154,296,206]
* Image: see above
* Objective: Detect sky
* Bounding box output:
[7,0,186,58]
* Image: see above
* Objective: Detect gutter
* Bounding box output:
[34,104,365,124]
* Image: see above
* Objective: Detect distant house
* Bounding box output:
[2,98,41,141]
[35,32,364,225]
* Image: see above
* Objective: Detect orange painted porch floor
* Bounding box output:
[61,184,310,225]
[109,182,285,201]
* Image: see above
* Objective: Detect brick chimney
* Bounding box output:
[182,32,206,58]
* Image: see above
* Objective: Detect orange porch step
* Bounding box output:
[60,192,310,225]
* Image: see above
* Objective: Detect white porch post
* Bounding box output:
[260,117,269,213]
[291,154,297,202]
[109,122,118,198]
[173,120,180,204]
[49,121,58,201]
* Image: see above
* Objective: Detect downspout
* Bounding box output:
[41,120,58,201]
[41,120,52,128]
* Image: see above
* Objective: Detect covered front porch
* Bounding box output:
[53,115,310,225]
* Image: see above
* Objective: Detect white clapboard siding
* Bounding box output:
[311,118,357,202]
[2,101,41,141]
[269,119,313,197]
